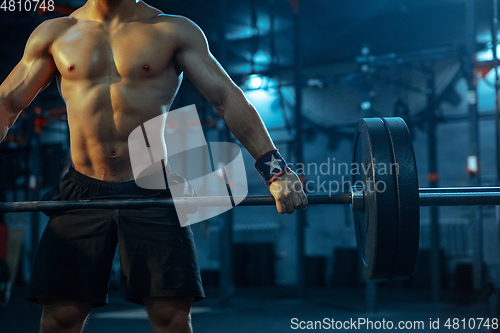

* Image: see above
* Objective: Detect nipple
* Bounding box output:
[68,65,75,72]
[110,151,117,158]
[143,65,150,71]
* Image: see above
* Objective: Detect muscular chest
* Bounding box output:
[52,23,175,80]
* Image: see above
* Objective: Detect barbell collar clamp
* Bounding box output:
[350,186,364,212]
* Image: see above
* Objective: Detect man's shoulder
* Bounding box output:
[153,14,196,27]
[27,17,76,55]
[36,16,76,33]
[153,15,205,40]
[32,17,76,43]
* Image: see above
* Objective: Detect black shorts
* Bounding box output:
[26,167,204,308]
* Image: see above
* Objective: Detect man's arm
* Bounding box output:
[173,17,308,214]
[0,20,58,142]
[173,17,275,159]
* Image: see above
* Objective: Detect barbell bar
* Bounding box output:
[0,117,499,281]
[0,187,498,213]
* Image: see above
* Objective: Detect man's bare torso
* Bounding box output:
[50,3,182,181]
[0,0,306,220]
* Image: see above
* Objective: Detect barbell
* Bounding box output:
[0,117,499,281]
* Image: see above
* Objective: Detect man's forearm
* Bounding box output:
[0,96,17,143]
[216,88,276,160]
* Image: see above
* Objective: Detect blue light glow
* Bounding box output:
[361,101,371,110]
[476,45,500,62]
[257,18,270,32]
[246,74,265,90]
[242,77,283,128]
[245,92,281,127]
[226,27,255,41]
[253,51,271,65]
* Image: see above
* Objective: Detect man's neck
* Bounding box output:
[82,0,144,23]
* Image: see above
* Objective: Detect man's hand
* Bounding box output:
[269,170,308,214]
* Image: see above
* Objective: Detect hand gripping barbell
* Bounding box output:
[0,118,499,281]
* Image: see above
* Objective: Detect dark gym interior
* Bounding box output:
[1,0,500,332]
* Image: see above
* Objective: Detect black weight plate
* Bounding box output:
[353,118,399,280]
[381,118,420,280]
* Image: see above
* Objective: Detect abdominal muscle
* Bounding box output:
[62,77,179,182]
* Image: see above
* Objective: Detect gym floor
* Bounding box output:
[1,285,496,332]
